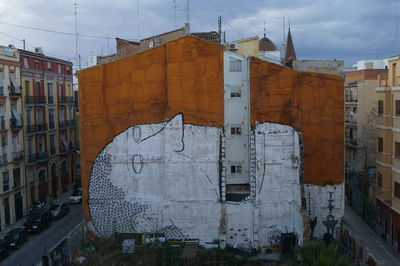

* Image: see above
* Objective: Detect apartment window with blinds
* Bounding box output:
[231,127,242,135]
[396,142,400,158]
[2,171,9,192]
[395,182,400,199]
[378,100,384,115]
[378,137,383,152]
[377,172,383,188]
[231,164,243,174]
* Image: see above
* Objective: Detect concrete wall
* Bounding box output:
[293,60,344,78]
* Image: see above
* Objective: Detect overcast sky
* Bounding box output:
[0,0,399,67]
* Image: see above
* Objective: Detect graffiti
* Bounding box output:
[267,225,282,246]
[132,154,144,174]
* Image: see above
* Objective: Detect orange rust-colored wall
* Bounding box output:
[78,36,224,220]
[250,57,344,185]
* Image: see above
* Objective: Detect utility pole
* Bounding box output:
[173,0,177,28]
[218,16,222,44]
[74,2,79,70]
[22,39,25,50]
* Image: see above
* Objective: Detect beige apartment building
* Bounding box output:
[344,65,388,172]
[0,45,26,232]
[20,49,77,206]
[374,55,400,253]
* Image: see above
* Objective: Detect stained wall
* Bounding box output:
[250,57,344,185]
[79,36,224,221]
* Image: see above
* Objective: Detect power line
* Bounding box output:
[0,20,111,40]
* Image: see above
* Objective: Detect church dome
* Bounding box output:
[259,35,278,51]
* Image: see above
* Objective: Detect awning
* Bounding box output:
[61,135,68,147]
[11,108,22,127]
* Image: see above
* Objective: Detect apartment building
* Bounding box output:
[20,49,76,205]
[344,61,388,173]
[0,45,26,232]
[374,55,400,253]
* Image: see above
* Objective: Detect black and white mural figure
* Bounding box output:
[88,113,344,247]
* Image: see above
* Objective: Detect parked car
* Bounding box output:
[23,208,52,233]
[28,201,47,216]
[69,190,82,204]
[0,239,9,260]
[4,228,28,249]
[51,202,70,219]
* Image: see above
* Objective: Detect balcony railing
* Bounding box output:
[12,151,23,161]
[26,123,48,134]
[59,119,75,128]
[25,96,46,105]
[50,146,56,155]
[27,151,49,163]
[10,119,22,130]
[8,85,22,97]
[58,96,74,104]
[346,137,358,146]
[345,96,357,103]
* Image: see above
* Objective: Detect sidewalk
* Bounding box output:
[0,191,71,239]
[344,205,400,266]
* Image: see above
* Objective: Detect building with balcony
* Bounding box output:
[374,55,400,253]
[20,49,76,205]
[344,61,388,173]
[0,45,26,232]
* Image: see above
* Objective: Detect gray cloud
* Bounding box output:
[0,0,399,67]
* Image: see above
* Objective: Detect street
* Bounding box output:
[1,204,83,266]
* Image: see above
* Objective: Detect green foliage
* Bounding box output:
[289,241,354,266]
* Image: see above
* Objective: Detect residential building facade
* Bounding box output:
[20,49,76,206]
[0,45,26,232]
[374,55,400,253]
[345,62,388,173]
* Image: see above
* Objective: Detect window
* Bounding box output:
[25,80,30,91]
[2,171,9,192]
[378,137,383,152]
[9,71,16,88]
[378,100,384,115]
[396,100,400,116]
[38,135,45,152]
[231,127,242,135]
[229,57,242,72]
[50,134,56,155]
[0,70,3,96]
[35,59,40,70]
[1,135,6,146]
[396,142,400,158]
[23,57,29,68]
[231,165,242,174]
[58,64,61,74]
[230,86,241,98]
[395,182,400,199]
[48,82,54,104]
[47,61,52,71]
[13,168,21,188]
[377,172,383,188]
[49,108,54,129]
[66,65,70,74]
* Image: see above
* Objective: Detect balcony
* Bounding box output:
[0,86,4,97]
[50,146,56,155]
[12,151,24,161]
[1,154,7,164]
[49,120,55,130]
[8,85,21,97]
[25,96,46,105]
[58,96,74,105]
[60,142,77,154]
[345,116,357,125]
[346,137,358,147]
[10,118,22,130]
[27,151,49,164]
[345,96,357,103]
[59,119,75,128]
[26,123,48,134]
[48,96,54,104]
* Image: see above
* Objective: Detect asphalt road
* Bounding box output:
[1,204,83,266]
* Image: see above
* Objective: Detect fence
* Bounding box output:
[47,220,85,266]
[345,182,376,228]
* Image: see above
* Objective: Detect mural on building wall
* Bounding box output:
[88,113,344,247]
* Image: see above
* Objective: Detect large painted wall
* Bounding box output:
[79,36,344,247]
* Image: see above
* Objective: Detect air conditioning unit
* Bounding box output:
[8,44,15,48]
[35,47,44,54]
[229,43,239,50]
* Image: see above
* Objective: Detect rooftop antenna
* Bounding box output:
[173,0,177,28]
[137,0,141,40]
[218,16,222,44]
[74,2,79,69]
[186,0,190,24]
[263,21,266,37]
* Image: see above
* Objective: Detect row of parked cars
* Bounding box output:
[0,189,82,260]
